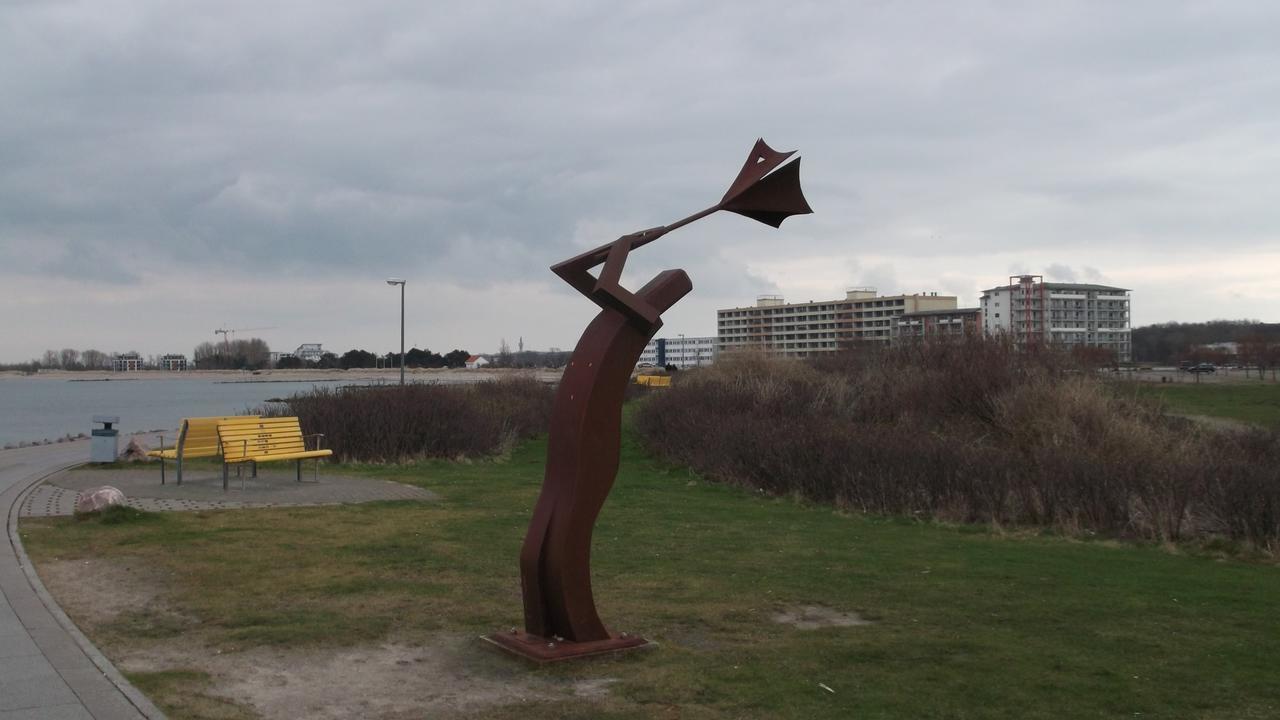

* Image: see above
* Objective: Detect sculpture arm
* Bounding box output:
[551,227,670,328]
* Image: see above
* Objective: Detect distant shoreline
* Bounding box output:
[0,368,562,384]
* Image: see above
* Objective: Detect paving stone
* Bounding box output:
[57,666,117,696]
[23,465,437,518]
[31,632,95,672]
[0,703,94,720]
[65,688,142,720]
[0,629,40,659]
[2,441,150,719]
[0,656,78,711]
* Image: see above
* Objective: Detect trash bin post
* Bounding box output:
[90,415,120,463]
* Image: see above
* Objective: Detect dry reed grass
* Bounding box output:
[636,338,1280,551]
[264,377,553,463]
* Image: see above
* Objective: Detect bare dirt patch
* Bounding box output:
[118,637,581,719]
[38,557,581,718]
[572,677,620,699]
[37,556,181,625]
[772,605,873,630]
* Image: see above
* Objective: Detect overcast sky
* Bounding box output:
[3,1,1279,362]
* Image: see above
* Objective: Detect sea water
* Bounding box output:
[0,377,373,446]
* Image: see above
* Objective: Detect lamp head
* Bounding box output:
[387,278,405,286]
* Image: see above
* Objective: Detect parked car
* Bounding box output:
[1188,363,1217,374]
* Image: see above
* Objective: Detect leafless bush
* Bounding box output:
[263,377,553,463]
[636,338,1280,551]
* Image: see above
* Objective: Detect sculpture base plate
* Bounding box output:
[482,630,653,663]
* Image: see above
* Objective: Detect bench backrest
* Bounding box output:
[179,416,258,458]
[635,375,670,387]
[217,416,309,462]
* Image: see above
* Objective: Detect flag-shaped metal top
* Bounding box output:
[719,138,813,228]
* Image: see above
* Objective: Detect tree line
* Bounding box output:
[1133,320,1280,364]
[7,341,473,372]
[280,347,474,370]
[0,348,135,372]
[193,338,271,369]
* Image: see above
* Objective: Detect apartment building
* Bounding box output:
[112,352,142,372]
[293,343,325,363]
[159,354,188,371]
[891,308,982,340]
[980,275,1132,361]
[638,336,716,368]
[717,289,959,357]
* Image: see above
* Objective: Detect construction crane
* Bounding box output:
[214,326,278,351]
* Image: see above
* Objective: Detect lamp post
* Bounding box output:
[678,333,685,369]
[386,278,406,385]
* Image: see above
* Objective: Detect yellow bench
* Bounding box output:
[216,416,333,490]
[634,374,671,387]
[148,416,257,485]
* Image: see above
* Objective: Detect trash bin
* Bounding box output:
[91,415,120,463]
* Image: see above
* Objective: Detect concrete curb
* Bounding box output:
[5,452,168,720]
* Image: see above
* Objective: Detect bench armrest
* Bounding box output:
[303,433,325,451]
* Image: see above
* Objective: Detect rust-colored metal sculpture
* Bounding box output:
[486,139,812,662]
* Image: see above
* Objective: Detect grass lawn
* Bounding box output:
[1130,381,1280,428]
[19,426,1280,719]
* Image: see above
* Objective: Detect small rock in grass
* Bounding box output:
[76,486,126,514]
[120,438,150,462]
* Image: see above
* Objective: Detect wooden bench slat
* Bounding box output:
[223,449,333,464]
[217,416,326,462]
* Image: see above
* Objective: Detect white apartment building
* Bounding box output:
[980,276,1132,362]
[718,289,959,357]
[294,343,324,363]
[638,336,716,368]
[159,354,188,371]
[112,352,142,372]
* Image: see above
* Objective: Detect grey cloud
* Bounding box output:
[1045,264,1077,283]
[41,241,141,285]
[3,1,1280,359]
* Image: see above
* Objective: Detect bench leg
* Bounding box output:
[296,459,302,483]
[160,457,165,485]
[176,457,183,486]
[222,461,229,491]
[251,460,258,479]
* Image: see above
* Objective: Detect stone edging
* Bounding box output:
[5,461,169,720]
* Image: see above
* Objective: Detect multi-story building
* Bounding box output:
[717,289,959,358]
[980,276,1132,362]
[638,336,716,368]
[293,343,324,363]
[891,308,982,340]
[159,354,188,371]
[112,352,142,372]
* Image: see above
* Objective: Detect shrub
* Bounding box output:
[635,338,1280,552]
[264,377,554,463]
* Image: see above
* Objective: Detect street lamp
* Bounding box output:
[678,333,685,369]
[386,278,406,385]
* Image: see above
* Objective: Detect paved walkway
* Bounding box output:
[0,439,164,719]
[23,464,436,518]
